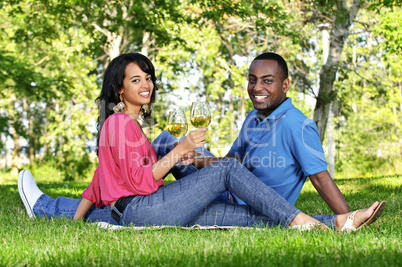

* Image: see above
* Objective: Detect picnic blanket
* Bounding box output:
[94,222,258,231]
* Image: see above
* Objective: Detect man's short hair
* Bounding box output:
[254,52,288,81]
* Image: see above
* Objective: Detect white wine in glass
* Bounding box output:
[190,101,211,157]
[167,109,188,143]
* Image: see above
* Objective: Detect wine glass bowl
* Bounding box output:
[190,101,211,157]
[190,115,211,128]
[167,109,188,142]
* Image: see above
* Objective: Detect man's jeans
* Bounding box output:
[152,130,236,204]
[33,131,337,228]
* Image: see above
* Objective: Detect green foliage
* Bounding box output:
[0,0,400,179]
[27,154,97,182]
[368,0,402,10]
[373,9,402,54]
[328,7,402,178]
[0,0,99,179]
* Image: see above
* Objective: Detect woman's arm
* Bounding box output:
[152,128,207,181]
[73,198,94,220]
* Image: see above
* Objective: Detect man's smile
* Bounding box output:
[253,95,269,102]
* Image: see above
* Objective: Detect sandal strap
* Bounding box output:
[339,210,359,232]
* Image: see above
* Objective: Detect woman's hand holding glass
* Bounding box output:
[167,109,206,164]
[177,128,208,164]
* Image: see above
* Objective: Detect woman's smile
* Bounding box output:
[139,91,151,98]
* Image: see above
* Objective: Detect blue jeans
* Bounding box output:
[152,131,337,228]
[35,158,300,227]
[152,130,236,204]
[33,131,337,228]
[34,195,114,223]
[116,158,300,227]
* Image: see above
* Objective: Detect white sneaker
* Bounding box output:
[18,170,44,218]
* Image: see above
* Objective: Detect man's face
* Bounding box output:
[247,59,289,118]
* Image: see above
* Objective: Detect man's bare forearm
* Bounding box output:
[192,157,221,169]
[309,170,350,214]
[192,152,241,169]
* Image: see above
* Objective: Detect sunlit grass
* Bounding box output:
[1,174,401,266]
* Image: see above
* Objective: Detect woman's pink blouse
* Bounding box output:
[82,113,164,208]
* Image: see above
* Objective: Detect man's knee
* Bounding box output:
[152,130,176,147]
[152,130,177,158]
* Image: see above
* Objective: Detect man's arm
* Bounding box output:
[309,170,350,214]
[189,152,241,169]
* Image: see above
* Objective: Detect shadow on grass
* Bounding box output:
[334,174,402,183]
[294,175,401,216]
[119,245,402,266]
[300,182,401,200]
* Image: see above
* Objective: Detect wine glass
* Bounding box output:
[190,101,211,158]
[167,109,188,143]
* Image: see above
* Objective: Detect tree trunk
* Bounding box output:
[10,128,20,176]
[239,95,245,128]
[54,102,62,156]
[322,27,335,179]
[229,94,235,140]
[327,104,335,178]
[22,99,35,164]
[141,32,150,56]
[28,111,35,164]
[92,2,128,63]
[107,33,122,60]
[43,105,51,156]
[314,0,362,142]
[9,100,20,176]
[217,94,223,118]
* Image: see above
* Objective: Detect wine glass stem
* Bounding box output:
[176,138,182,164]
[201,145,205,156]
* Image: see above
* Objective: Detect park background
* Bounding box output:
[1,1,401,266]
[0,0,400,183]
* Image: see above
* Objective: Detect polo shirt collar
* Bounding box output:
[256,97,294,122]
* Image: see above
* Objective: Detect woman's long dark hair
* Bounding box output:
[96,53,157,153]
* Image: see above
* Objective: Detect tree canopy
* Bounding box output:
[0,0,400,179]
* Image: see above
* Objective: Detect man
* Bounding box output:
[162,52,349,214]
[224,53,348,214]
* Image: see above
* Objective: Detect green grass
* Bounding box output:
[0,174,401,266]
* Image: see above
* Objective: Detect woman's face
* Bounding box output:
[119,62,154,114]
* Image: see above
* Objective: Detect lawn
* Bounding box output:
[0,174,401,266]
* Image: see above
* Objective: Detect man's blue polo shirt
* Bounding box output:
[229,98,327,205]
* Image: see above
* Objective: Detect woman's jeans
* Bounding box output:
[35,158,299,227]
[117,158,303,227]
[33,130,338,228]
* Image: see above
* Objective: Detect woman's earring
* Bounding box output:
[113,94,125,113]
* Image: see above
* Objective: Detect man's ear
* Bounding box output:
[282,78,290,93]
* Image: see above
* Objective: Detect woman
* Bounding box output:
[18,53,385,231]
